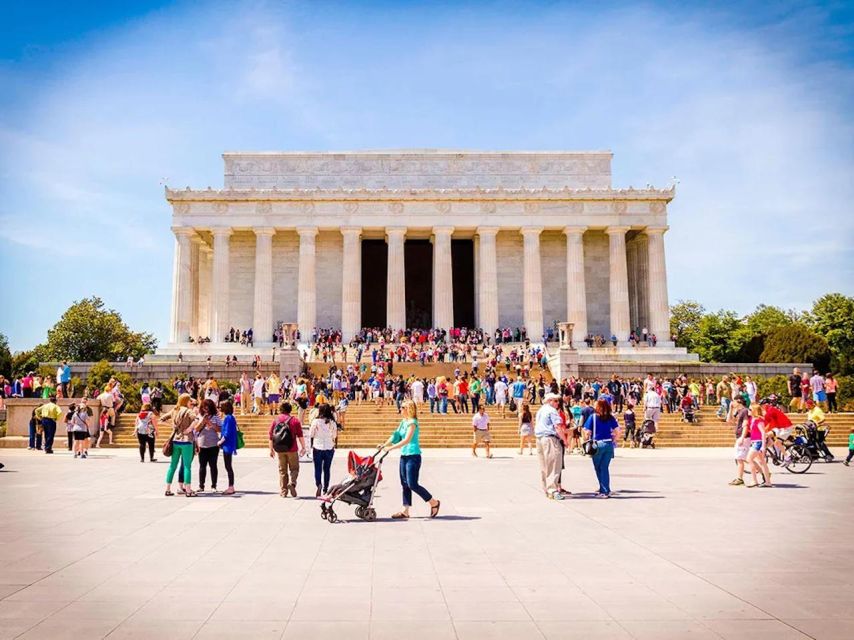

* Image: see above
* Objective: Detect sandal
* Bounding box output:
[185,490,198,497]
[164,490,174,496]
[430,500,441,518]
[391,512,409,519]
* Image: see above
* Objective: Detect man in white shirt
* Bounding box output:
[643,387,662,426]
[411,378,424,404]
[534,393,565,500]
[252,374,265,414]
[494,378,509,417]
[471,405,492,458]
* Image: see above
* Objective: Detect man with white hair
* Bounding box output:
[535,393,565,500]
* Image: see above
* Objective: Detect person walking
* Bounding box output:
[471,404,493,458]
[39,395,63,454]
[381,400,440,519]
[134,402,158,463]
[309,403,337,497]
[518,402,534,455]
[161,394,199,497]
[196,399,222,493]
[844,427,854,467]
[218,400,238,494]
[239,372,252,415]
[745,403,772,488]
[825,374,838,413]
[535,393,565,499]
[582,399,620,498]
[269,402,306,498]
[71,401,91,459]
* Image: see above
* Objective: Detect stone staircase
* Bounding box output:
[106,405,854,449]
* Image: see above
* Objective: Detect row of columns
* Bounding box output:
[170,225,671,346]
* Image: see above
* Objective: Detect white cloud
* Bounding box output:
[0,0,851,350]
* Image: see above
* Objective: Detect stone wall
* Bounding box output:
[272,230,299,327]
[584,231,610,336]
[496,230,523,328]
[541,231,566,331]
[229,231,255,331]
[577,362,811,380]
[315,230,343,329]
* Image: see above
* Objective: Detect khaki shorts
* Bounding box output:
[474,429,492,444]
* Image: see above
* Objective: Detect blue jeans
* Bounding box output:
[313,448,335,492]
[429,397,437,413]
[41,419,57,453]
[395,393,405,413]
[439,397,448,414]
[29,422,42,449]
[591,441,614,495]
[399,454,432,507]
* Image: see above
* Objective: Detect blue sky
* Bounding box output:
[1,0,852,352]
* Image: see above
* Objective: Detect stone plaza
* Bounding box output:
[1,447,852,640]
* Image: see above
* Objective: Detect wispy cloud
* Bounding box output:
[0,0,851,350]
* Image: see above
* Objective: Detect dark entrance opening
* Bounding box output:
[452,239,475,328]
[361,239,387,328]
[405,240,433,328]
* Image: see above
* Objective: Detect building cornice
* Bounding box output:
[165,186,675,203]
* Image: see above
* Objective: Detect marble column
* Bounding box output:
[253,227,275,344]
[563,226,588,347]
[297,226,318,338]
[169,228,194,343]
[646,226,673,346]
[432,226,454,330]
[386,227,407,329]
[521,227,544,340]
[197,244,213,340]
[189,237,200,339]
[606,226,631,343]
[626,237,639,333]
[476,227,499,336]
[341,226,362,341]
[210,227,232,343]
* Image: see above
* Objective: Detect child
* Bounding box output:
[844,427,854,467]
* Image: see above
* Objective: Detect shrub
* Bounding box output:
[760,325,831,371]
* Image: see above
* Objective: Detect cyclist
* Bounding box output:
[761,396,793,464]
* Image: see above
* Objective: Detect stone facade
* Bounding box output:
[162,149,686,354]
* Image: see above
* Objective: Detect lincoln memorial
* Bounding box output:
[160,150,693,362]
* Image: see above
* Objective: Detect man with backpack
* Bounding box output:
[269,402,306,498]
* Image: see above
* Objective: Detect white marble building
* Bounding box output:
[162,150,693,360]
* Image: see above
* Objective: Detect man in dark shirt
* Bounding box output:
[787,367,803,411]
[607,375,624,413]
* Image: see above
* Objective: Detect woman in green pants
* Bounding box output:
[161,394,200,497]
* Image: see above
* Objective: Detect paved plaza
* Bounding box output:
[1,447,852,640]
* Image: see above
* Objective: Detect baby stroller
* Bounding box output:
[681,406,696,424]
[320,448,388,523]
[796,421,834,463]
[639,420,657,449]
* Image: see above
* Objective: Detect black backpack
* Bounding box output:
[271,417,295,452]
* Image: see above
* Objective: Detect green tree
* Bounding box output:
[670,300,706,352]
[11,344,49,377]
[693,310,741,362]
[44,297,157,362]
[730,304,793,362]
[806,293,854,374]
[760,324,831,371]
[0,333,11,378]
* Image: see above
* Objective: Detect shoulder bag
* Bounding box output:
[583,416,599,456]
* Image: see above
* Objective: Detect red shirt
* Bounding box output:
[268,414,304,452]
[763,405,792,429]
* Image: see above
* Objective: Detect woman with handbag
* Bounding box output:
[134,402,158,463]
[196,399,222,493]
[582,399,621,498]
[160,394,200,497]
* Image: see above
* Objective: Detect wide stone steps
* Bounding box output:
[104,409,853,448]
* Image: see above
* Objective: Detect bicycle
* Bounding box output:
[765,433,812,474]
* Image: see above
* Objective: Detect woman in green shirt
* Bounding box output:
[381,400,441,519]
